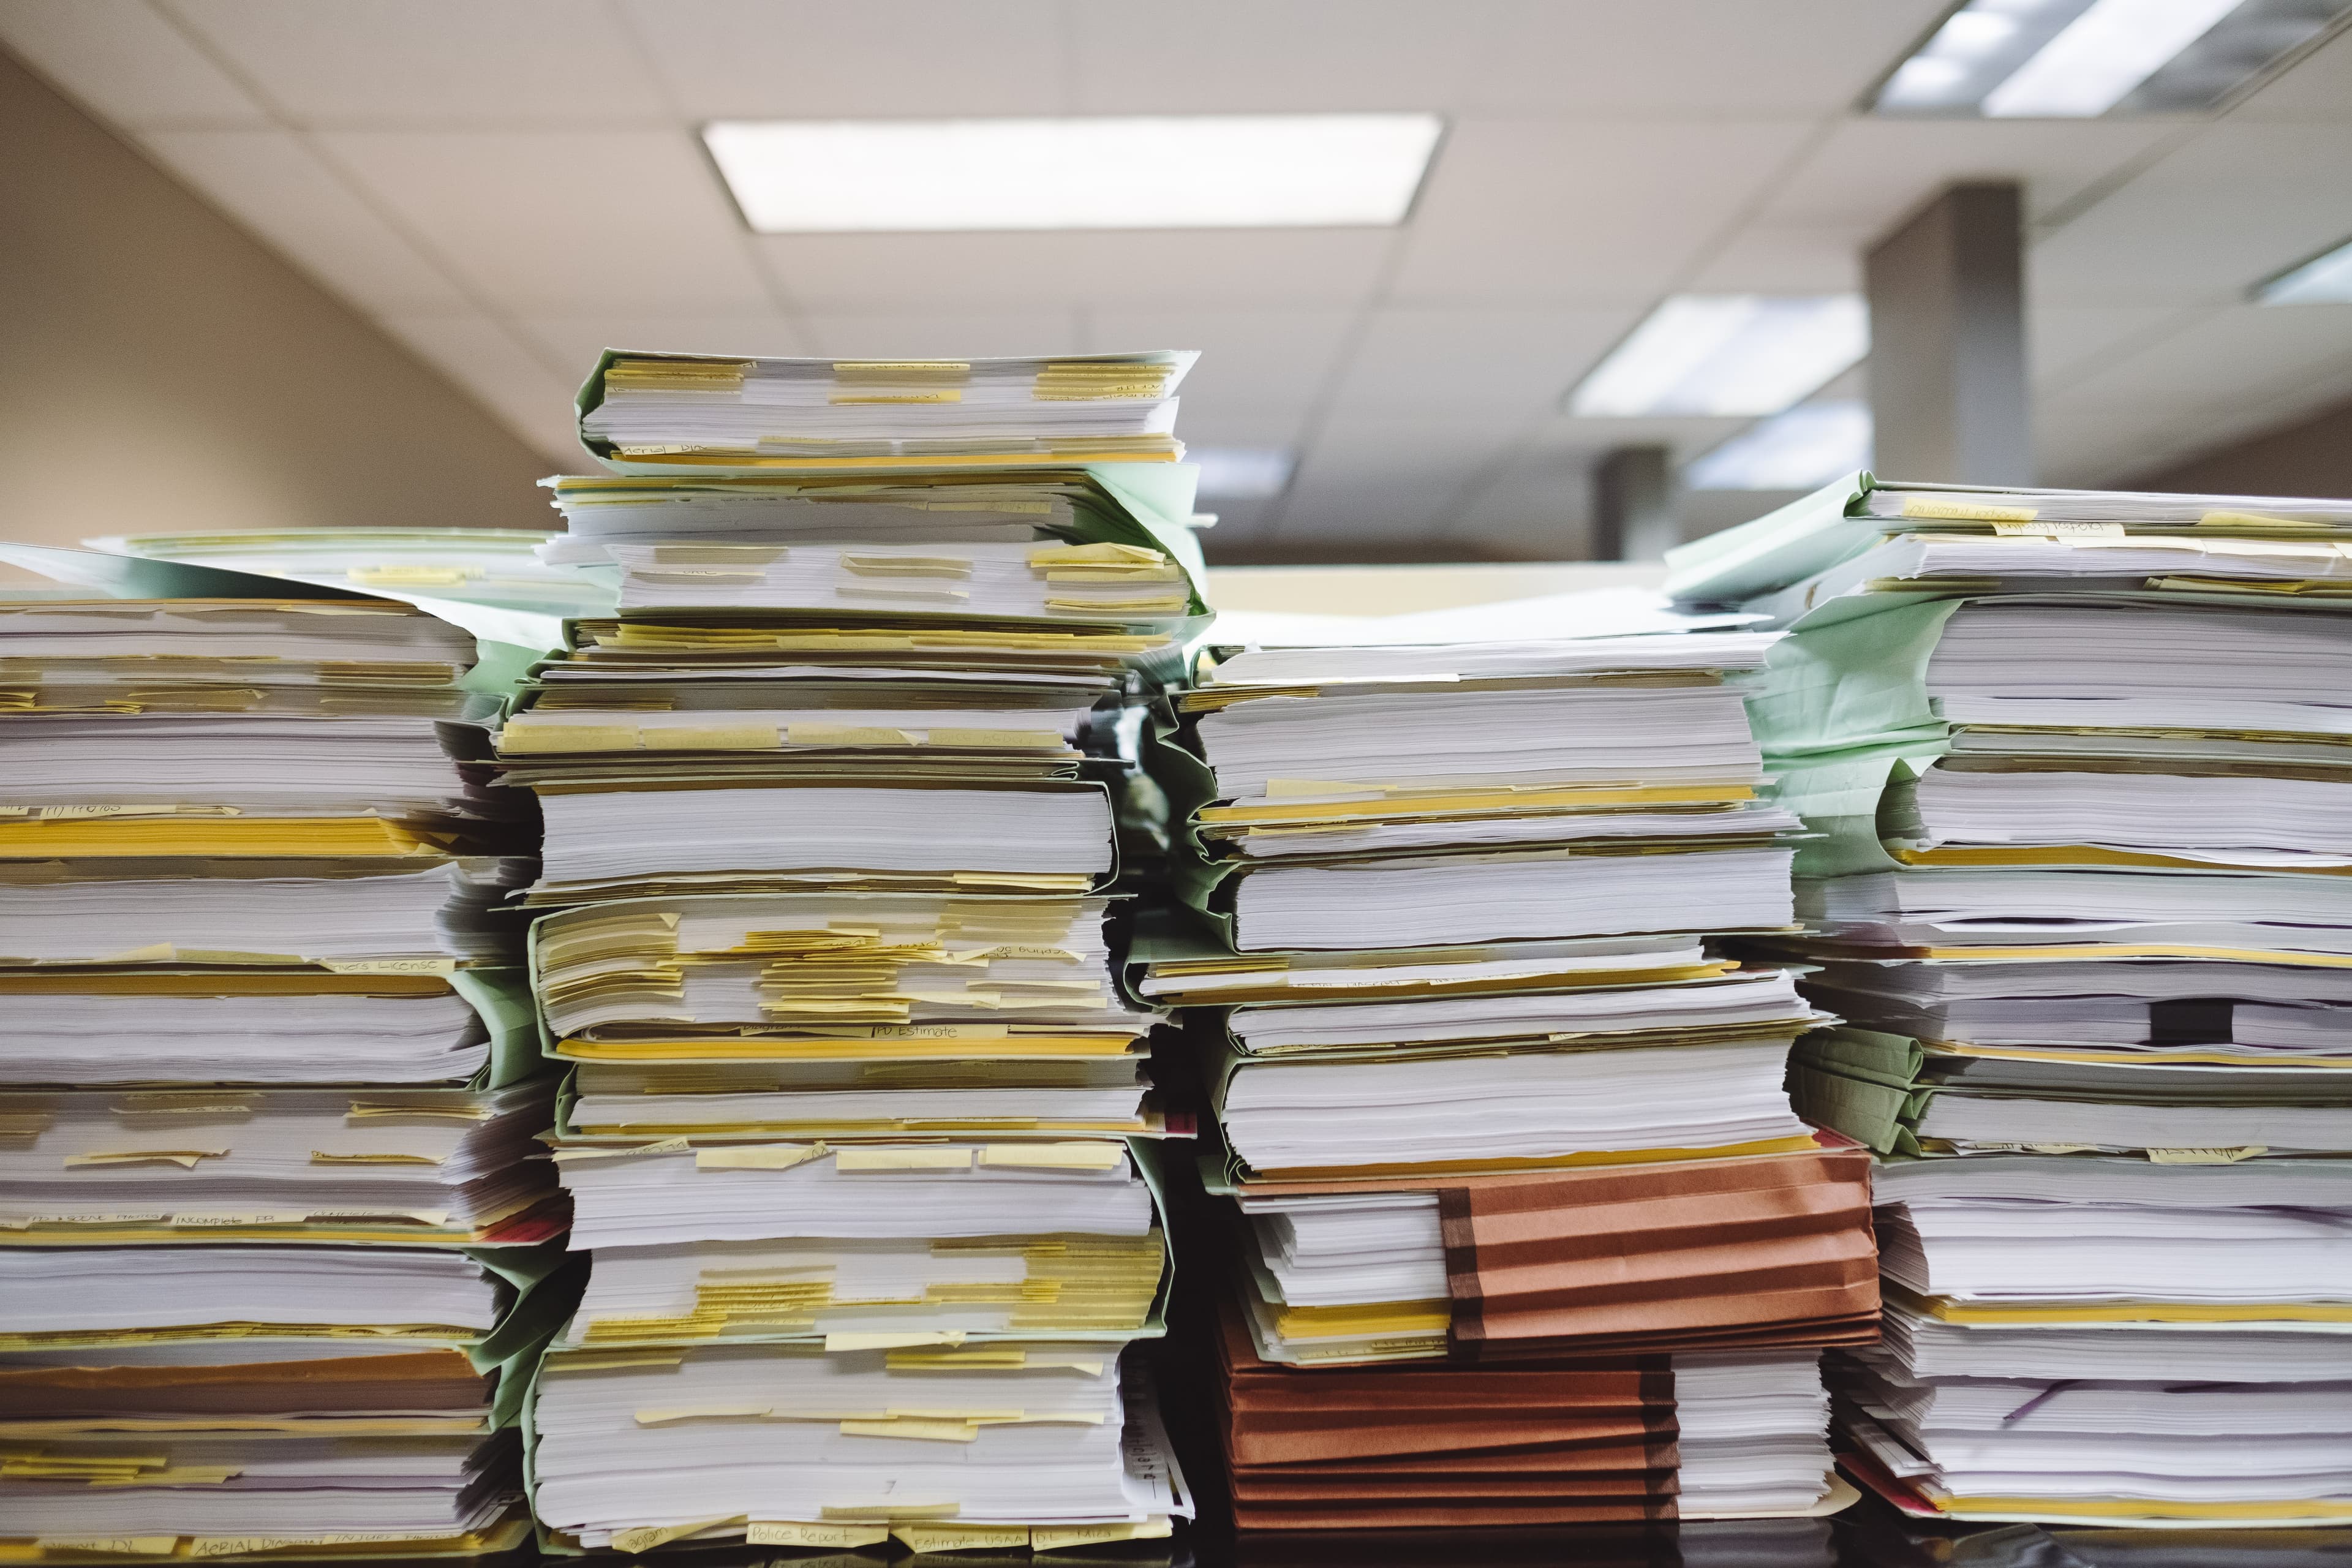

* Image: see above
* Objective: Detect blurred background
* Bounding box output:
[3,0,2350,567]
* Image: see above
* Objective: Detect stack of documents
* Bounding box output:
[1667,473,2352,1528]
[1208,1296,1841,1529]
[0,578,562,1562]
[1144,628,1874,1526]
[518,349,1200,1553]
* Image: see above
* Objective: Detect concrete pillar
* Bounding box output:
[1864,182,2032,485]
[1591,445,1676,561]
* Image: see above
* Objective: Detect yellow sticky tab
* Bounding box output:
[633,1406,769,1425]
[894,1525,1031,1552]
[840,555,973,576]
[978,1142,1126,1170]
[500,723,639,753]
[318,957,456,976]
[2201,509,2324,528]
[643,724,780,751]
[824,1330,968,1352]
[347,565,480,587]
[35,1539,180,1556]
[694,1144,821,1171]
[788,723,917,747]
[1035,1519,1174,1551]
[823,1501,960,1522]
[64,1150,225,1169]
[745,1521,891,1547]
[1902,497,2038,522]
[2147,1145,2268,1164]
[609,1515,747,1553]
[835,1147,971,1172]
[309,1152,442,1166]
[840,1418,977,1442]
[1992,520,2125,538]
[925,728,1066,749]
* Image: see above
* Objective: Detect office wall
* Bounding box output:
[2126,391,2352,499]
[0,46,551,560]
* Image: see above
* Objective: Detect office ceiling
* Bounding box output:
[5,0,2351,560]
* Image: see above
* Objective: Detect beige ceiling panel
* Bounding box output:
[755,227,1400,307]
[1084,306,1360,411]
[1387,117,1819,301]
[1468,0,1945,114]
[799,311,1086,359]
[515,315,816,388]
[1069,0,1498,113]
[2027,304,2193,386]
[2229,24,2352,122]
[140,129,472,312]
[620,0,1067,118]
[1327,304,1639,413]
[380,312,586,466]
[1755,118,2176,232]
[0,0,266,127]
[318,130,773,311]
[163,0,666,124]
[2031,123,2352,305]
[1683,223,1864,293]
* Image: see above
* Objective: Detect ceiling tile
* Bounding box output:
[1273,415,1518,537]
[1326,304,1637,414]
[163,0,666,124]
[1165,404,1319,452]
[620,0,1067,118]
[1468,0,1945,114]
[380,312,585,467]
[0,0,266,127]
[1754,119,2177,235]
[1069,0,1499,113]
[317,131,773,311]
[2027,304,2193,386]
[1684,223,1864,293]
[514,314,815,387]
[2227,23,2352,122]
[1084,306,1359,413]
[755,227,1401,309]
[797,311,1085,359]
[2032,123,2352,306]
[1386,117,1819,302]
[138,129,471,312]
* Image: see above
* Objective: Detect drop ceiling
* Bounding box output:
[4,0,2351,560]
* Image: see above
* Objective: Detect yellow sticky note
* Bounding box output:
[824,1330,968,1353]
[1902,497,2038,522]
[978,1142,1125,1171]
[695,1144,821,1172]
[839,1418,977,1442]
[609,1515,747,1553]
[745,1521,891,1548]
[2147,1145,2267,1164]
[835,1147,971,1172]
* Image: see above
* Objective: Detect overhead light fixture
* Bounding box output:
[703,114,1444,233]
[1190,448,1295,500]
[1874,0,2352,118]
[1567,296,1868,419]
[1686,402,1874,491]
[2256,235,2352,303]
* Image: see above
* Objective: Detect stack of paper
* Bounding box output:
[1668,473,2352,1528]
[516,349,1201,1554]
[0,581,563,1562]
[1144,628,1875,1526]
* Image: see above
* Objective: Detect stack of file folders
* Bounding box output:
[1140,630,1879,1528]
[509,349,1202,1555]
[1667,473,2352,1529]
[0,584,568,1563]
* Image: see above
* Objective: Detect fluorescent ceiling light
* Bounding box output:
[1686,402,1874,491]
[1984,0,2240,115]
[1874,0,2349,118]
[1190,448,1295,500]
[1567,296,1868,418]
[703,115,1443,233]
[2257,235,2352,303]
